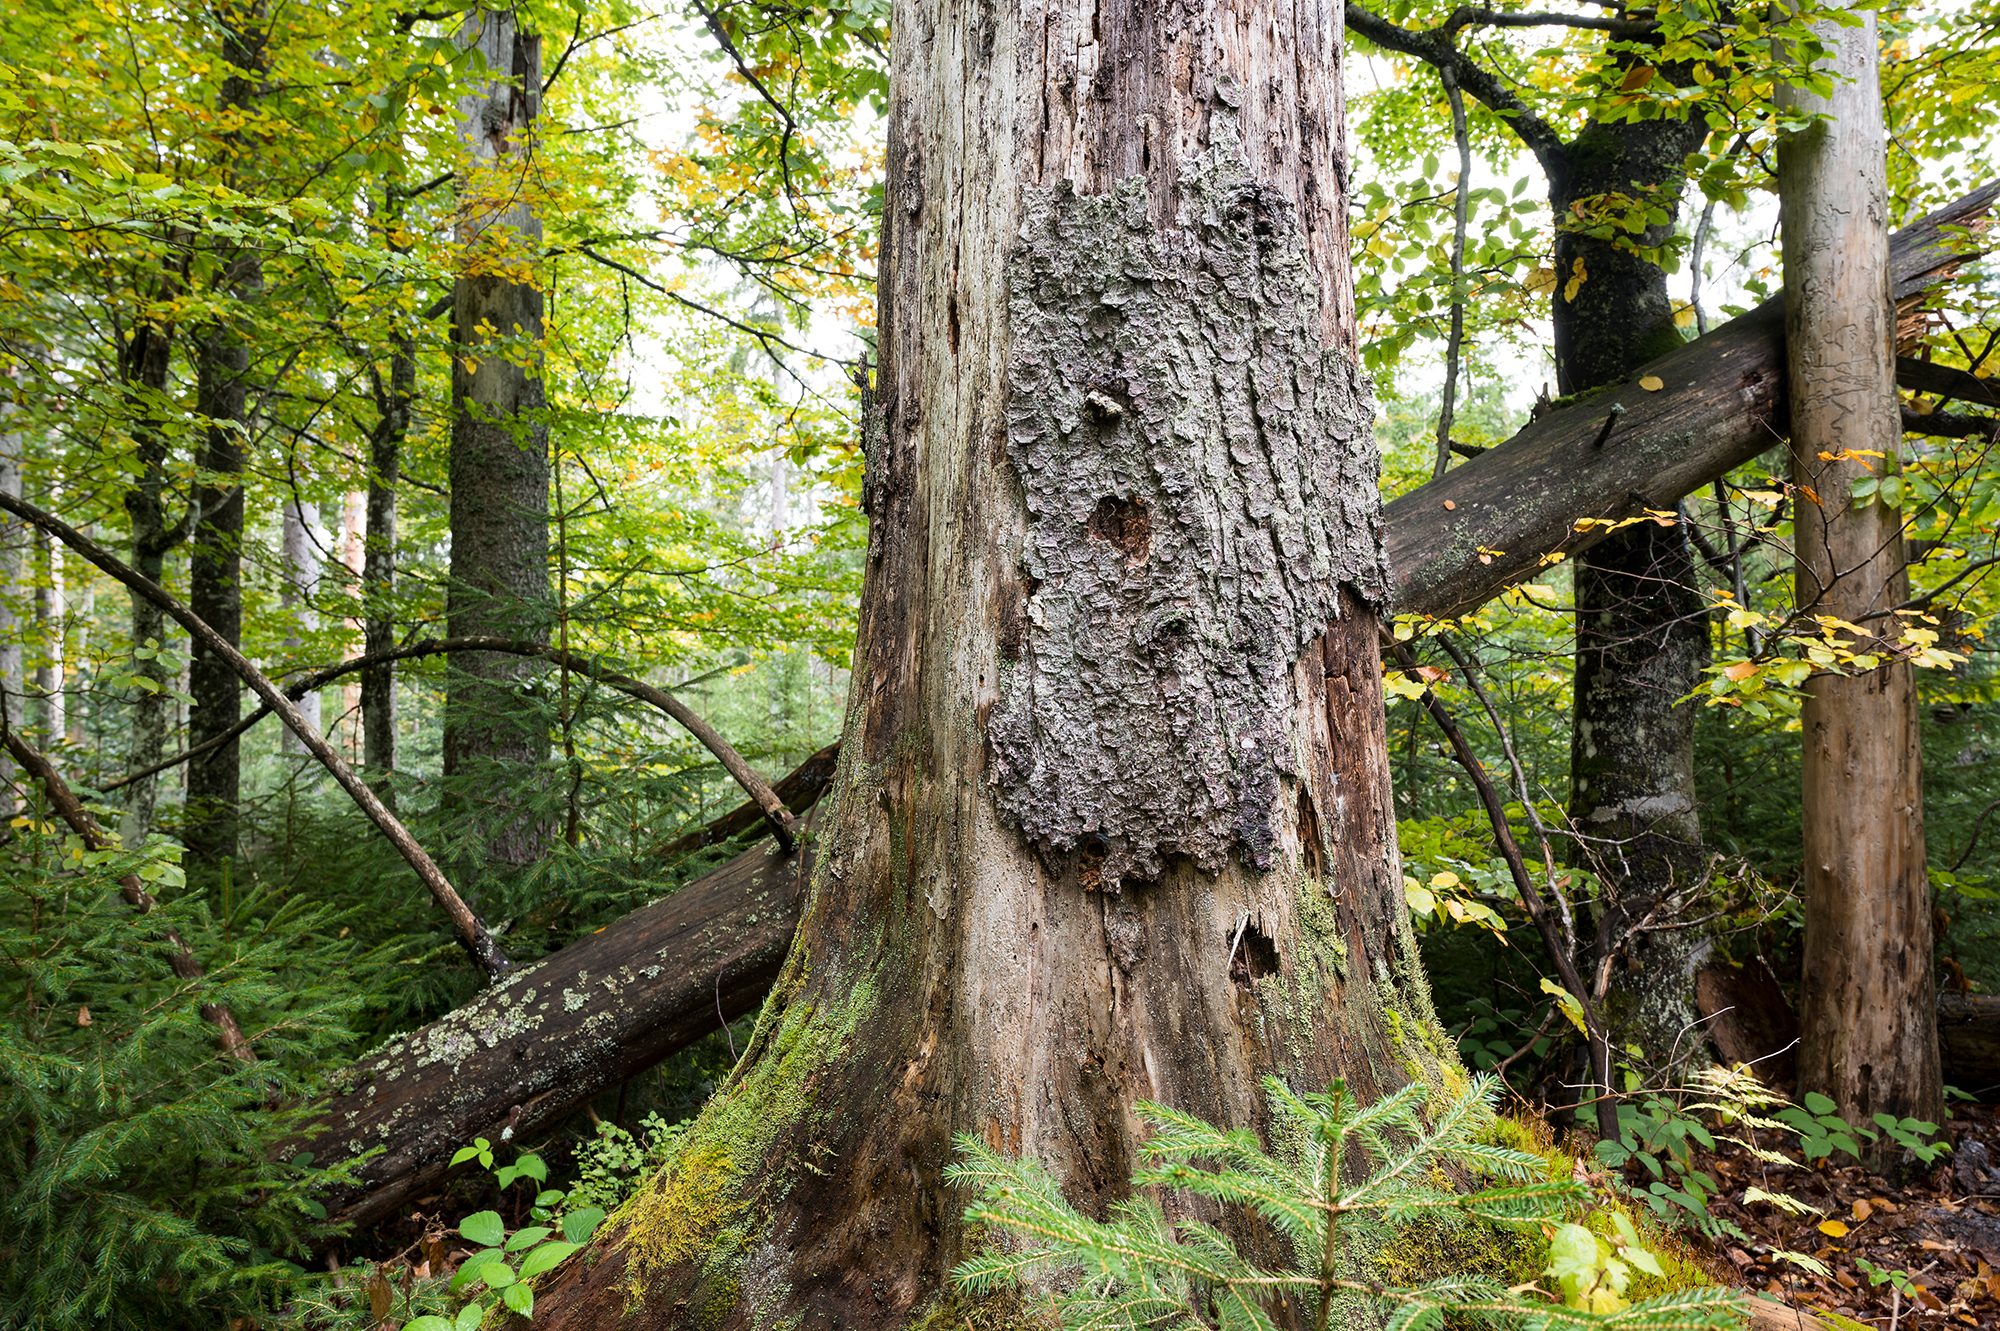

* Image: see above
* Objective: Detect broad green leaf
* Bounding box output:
[518,1241,580,1279]
[458,1211,505,1248]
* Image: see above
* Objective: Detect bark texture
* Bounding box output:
[446,7,551,866]
[185,0,266,867]
[533,2,1439,1326]
[1779,4,1940,1128]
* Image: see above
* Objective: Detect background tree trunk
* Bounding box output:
[0,415,21,803]
[1548,110,1712,1071]
[184,0,266,869]
[363,201,416,798]
[445,6,551,869]
[119,311,179,846]
[33,508,65,744]
[278,498,323,754]
[535,2,1440,1326]
[186,309,251,865]
[1779,0,1940,1129]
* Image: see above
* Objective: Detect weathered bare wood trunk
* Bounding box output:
[533,2,1441,1325]
[1779,2,1940,1128]
[446,7,551,866]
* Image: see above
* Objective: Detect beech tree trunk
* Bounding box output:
[278,499,323,754]
[445,7,551,866]
[1779,3,1941,1128]
[33,513,65,743]
[1547,109,1711,1068]
[534,3,1441,1325]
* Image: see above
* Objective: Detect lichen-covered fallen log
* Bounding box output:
[303,830,816,1231]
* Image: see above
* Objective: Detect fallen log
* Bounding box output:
[1387,181,1997,619]
[1940,992,2000,1097]
[306,827,816,1230]
[306,182,1998,1228]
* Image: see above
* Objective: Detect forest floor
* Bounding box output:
[1624,1101,2000,1328]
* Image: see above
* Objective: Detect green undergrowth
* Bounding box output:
[1382,1102,1720,1323]
[952,1072,1740,1331]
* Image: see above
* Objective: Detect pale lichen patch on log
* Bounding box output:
[989,125,1385,891]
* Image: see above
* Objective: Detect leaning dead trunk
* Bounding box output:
[535,2,1439,1323]
[1387,182,1995,621]
[306,832,814,1232]
[1779,1,1940,1129]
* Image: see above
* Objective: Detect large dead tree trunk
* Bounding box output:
[535,0,1439,1322]
[295,187,1996,1239]
[1779,1,1940,1130]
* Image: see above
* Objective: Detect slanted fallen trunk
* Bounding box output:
[306,183,1996,1229]
[307,830,816,1231]
[1387,181,1996,619]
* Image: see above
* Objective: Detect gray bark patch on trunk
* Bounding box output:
[991,132,1386,890]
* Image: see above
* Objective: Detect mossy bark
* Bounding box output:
[1549,97,1712,1072]
[530,1,1447,1326]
